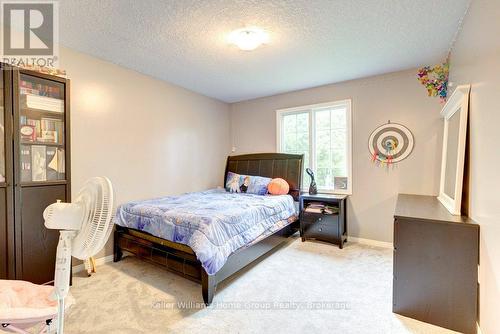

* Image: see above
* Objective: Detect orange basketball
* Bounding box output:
[268,178,289,195]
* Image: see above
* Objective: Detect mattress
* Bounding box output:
[114,188,297,275]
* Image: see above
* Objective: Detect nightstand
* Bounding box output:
[299,193,348,249]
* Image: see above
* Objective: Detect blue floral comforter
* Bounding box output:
[114,188,297,275]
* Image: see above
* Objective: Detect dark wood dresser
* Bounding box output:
[393,194,479,334]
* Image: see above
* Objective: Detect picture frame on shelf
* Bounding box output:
[20,125,36,142]
[40,130,57,143]
[31,145,47,182]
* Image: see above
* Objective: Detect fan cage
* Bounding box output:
[72,177,114,259]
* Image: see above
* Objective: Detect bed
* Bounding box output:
[113,153,303,304]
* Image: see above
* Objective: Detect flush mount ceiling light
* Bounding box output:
[228,27,269,51]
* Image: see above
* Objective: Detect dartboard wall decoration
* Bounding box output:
[368,122,414,166]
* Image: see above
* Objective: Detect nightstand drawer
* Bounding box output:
[301,212,338,226]
[302,220,338,241]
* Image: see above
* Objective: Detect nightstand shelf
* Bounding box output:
[299,193,348,248]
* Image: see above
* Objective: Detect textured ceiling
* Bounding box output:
[59,0,469,103]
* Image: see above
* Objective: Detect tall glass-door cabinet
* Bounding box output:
[0,65,70,284]
[0,64,13,280]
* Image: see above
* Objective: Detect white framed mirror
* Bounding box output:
[438,84,470,215]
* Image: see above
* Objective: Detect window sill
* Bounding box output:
[301,188,352,196]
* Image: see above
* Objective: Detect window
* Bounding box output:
[276,100,352,194]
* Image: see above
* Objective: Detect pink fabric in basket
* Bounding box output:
[0,280,58,321]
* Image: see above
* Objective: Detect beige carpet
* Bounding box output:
[52,238,459,333]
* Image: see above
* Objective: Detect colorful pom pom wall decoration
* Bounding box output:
[417,58,449,103]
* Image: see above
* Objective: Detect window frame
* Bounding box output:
[276,99,352,195]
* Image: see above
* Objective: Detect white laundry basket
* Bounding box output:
[0,280,73,334]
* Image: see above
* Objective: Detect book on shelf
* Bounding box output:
[304,205,323,214]
[40,117,63,143]
[20,80,62,99]
[40,130,57,143]
[304,202,325,213]
[20,87,40,96]
[304,202,339,215]
[20,116,63,144]
[322,206,339,215]
[20,145,31,182]
[21,94,64,113]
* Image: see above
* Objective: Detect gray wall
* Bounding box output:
[59,47,231,262]
[448,0,500,332]
[230,69,442,243]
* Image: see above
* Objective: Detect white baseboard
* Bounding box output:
[72,254,114,273]
[348,236,393,249]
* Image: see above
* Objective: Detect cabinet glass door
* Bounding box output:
[0,72,4,183]
[18,74,65,183]
[0,67,6,279]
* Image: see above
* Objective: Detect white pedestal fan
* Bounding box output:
[0,177,114,334]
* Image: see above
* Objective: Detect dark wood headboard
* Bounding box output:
[224,153,304,201]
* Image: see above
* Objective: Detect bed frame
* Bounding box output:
[113,153,304,304]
